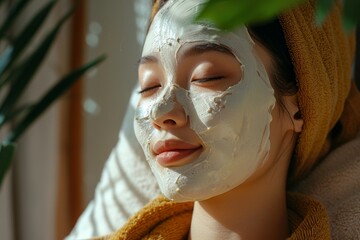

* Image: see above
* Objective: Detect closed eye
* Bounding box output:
[192,76,224,83]
[137,85,161,94]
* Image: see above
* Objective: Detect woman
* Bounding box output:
[103,0,360,239]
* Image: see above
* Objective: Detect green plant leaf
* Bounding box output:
[0,46,13,87]
[342,0,360,31]
[315,0,335,25]
[4,55,106,143]
[4,104,33,122]
[196,0,304,30]
[0,143,15,188]
[0,0,57,79]
[0,0,30,39]
[0,5,75,125]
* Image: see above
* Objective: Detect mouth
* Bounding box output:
[153,140,203,167]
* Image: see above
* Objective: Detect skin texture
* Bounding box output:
[135,0,304,239]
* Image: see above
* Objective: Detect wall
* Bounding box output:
[83,0,150,205]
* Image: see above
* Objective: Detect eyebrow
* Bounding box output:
[138,55,158,65]
[137,43,234,65]
[182,43,234,58]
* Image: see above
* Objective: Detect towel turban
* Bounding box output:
[279,1,360,183]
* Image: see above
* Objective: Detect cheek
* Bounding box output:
[134,101,154,148]
[187,91,227,132]
[269,105,283,146]
[267,104,292,163]
[269,103,294,140]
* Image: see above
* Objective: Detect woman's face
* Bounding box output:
[134,0,295,202]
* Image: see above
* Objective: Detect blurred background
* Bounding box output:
[0,0,151,239]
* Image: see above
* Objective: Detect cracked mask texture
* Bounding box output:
[134,0,276,202]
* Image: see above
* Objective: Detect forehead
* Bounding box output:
[139,42,236,66]
[142,0,255,67]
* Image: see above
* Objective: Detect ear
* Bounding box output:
[283,95,303,133]
[292,110,303,133]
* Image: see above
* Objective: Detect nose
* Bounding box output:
[151,100,188,130]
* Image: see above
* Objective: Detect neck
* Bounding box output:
[189,163,289,240]
[188,111,297,240]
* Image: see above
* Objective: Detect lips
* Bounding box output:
[153,140,202,167]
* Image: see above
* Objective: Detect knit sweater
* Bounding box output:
[96,192,330,240]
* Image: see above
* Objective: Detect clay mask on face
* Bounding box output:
[134,0,276,202]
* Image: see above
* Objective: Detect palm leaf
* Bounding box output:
[0,1,106,188]
[4,55,106,144]
[3,104,33,122]
[0,0,30,39]
[0,143,15,188]
[0,5,75,125]
[0,0,57,80]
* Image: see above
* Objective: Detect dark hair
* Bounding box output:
[249,19,298,105]
[248,20,300,188]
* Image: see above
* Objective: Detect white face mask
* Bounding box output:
[134,0,276,202]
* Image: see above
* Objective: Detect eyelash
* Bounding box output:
[138,76,224,95]
[192,76,224,83]
[138,85,161,94]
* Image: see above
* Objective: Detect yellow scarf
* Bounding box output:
[106,193,330,240]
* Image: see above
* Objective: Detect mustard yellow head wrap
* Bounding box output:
[279,1,360,183]
[150,0,360,183]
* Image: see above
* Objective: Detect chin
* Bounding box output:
[160,181,237,203]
